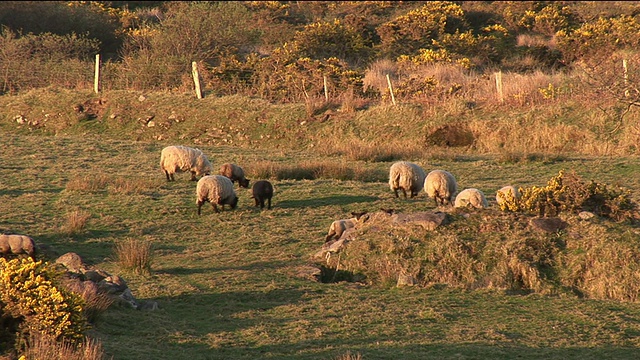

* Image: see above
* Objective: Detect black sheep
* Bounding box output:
[251,180,274,210]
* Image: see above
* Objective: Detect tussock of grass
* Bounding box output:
[334,351,363,360]
[247,160,387,182]
[24,334,107,360]
[65,174,110,192]
[110,177,157,195]
[115,237,152,275]
[60,210,91,235]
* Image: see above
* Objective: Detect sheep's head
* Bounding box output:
[229,196,239,209]
[351,211,369,223]
[239,178,250,188]
[380,208,395,215]
[196,155,213,176]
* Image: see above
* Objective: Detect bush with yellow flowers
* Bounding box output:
[0,257,87,352]
[499,170,637,220]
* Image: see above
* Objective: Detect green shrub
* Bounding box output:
[293,19,373,67]
[377,1,467,58]
[555,15,640,64]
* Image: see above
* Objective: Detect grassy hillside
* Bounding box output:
[1,89,640,359]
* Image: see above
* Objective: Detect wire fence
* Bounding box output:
[2,54,633,108]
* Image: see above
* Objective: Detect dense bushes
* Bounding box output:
[498,170,637,221]
[0,258,87,352]
[2,1,640,102]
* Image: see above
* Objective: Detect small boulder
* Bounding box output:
[55,252,87,273]
[392,211,449,231]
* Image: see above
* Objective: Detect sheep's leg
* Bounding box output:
[325,231,336,243]
[164,171,172,181]
[260,198,265,209]
[267,198,271,210]
[393,189,399,198]
[197,201,204,215]
[190,172,197,181]
[254,197,260,207]
[212,203,219,213]
[402,189,408,199]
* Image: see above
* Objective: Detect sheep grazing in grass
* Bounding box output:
[496,185,521,209]
[454,188,489,209]
[424,170,458,206]
[0,234,36,260]
[388,161,427,199]
[220,163,250,188]
[251,180,274,210]
[196,175,238,215]
[325,211,368,243]
[160,145,213,182]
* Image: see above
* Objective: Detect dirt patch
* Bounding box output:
[425,123,475,147]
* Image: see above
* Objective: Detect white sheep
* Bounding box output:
[454,188,489,209]
[424,170,458,206]
[219,163,250,188]
[196,175,238,214]
[0,234,36,260]
[325,211,368,243]
[496,185,521,208]
[160,145,213,182]
[388,161,427,199]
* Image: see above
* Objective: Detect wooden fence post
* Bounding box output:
[495,71,504,104]
[623,59,629,97]
[192,61,203,99]
[94,54,101,94]
[386,74,396,106]
[323,75,329,102]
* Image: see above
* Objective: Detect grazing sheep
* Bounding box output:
[0,234,36,260]
[251,180,274,210]
[220,163,250,188]
[196,175,238,215]
[454,188,489,209]
[424,170,458,206]
[160,145,213,182]
[388,161,427,199]
[325,211,368,243]
[496,185,521,208]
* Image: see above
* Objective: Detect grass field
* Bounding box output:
[1,129,640,359]
[1,87,640,359]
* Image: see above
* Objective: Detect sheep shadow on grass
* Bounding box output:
[276,195,379,209]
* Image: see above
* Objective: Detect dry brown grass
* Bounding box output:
[363,59,397,95]
[115,237,152,275]
[315,137,426,162]
[60,209,91,235]
[65,174,110,192]
[23,334,108,360]
[62,278,115,323]
[247,159,386,182]
[516,34,555,48]
[110,176,156,195]
[334,351,363,360]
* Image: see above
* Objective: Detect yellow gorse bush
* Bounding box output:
[0,258,87,344]
[500,170,636,220]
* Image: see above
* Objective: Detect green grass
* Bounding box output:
[1,133,640,359]
[1,87,640,359]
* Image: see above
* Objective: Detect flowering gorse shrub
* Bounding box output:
[0,258,87,348]
[499,170,636,220]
